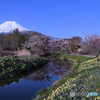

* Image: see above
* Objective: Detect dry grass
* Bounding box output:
[15,49,31,56]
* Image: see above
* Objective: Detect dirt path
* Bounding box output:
[66,54,96,58]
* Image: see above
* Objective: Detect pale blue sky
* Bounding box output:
[0,0,100,38]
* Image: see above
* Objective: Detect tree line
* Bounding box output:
[23,32,100,58]
[23,32,82,56]
[0,29,31,51]
[0,29,100,58]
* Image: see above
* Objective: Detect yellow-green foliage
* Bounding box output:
[60,54,93,64]
[0,55,49,79]
[44,58,100,100]
[74,59,78,62]
[78,58,100,73]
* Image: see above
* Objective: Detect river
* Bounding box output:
[0,57,72,100]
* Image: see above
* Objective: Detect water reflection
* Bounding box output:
[0,57,72,100]
[24,57,72,82]
[0,57,72,87]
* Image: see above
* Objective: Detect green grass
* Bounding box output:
[46,67,100,100]
[35,54,96,100]
[37,88,48,96]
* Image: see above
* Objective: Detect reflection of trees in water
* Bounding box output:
[48,59,71,77]
[0,76,21,87]
[23,64,52,82]
[24,58,72,82]
[0,58,72,87]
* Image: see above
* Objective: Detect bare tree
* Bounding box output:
[3,34,11,50]
[0,34,5,57]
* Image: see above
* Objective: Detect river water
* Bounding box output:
[0,57,72,100]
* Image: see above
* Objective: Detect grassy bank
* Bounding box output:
[35,54,100,100]
[0,55,49,80]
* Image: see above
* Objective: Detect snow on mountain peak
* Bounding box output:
[0,21,29,33]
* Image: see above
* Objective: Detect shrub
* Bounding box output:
[51,53,61,59]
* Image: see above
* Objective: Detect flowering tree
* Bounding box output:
[23,33,50,56]
[82,34,100,58]
[48,39,69,54]
[23,31,82,56]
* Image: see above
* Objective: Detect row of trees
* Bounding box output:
[23,33,82,56]
[23,32,100,58]
[0,29,31,51]
[1,28,100,58]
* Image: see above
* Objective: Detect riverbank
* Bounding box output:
[0,55,49,80]
[0,55,73,100]
[35,54,100,100]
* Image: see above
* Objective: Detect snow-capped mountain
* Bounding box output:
[0,21,29,33]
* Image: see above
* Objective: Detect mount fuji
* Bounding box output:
[0,21,29,33]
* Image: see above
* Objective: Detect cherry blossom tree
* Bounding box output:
[23,33,50,56]
[82,34,100,58]
[23,31,82,56]
[48,39,69,54]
